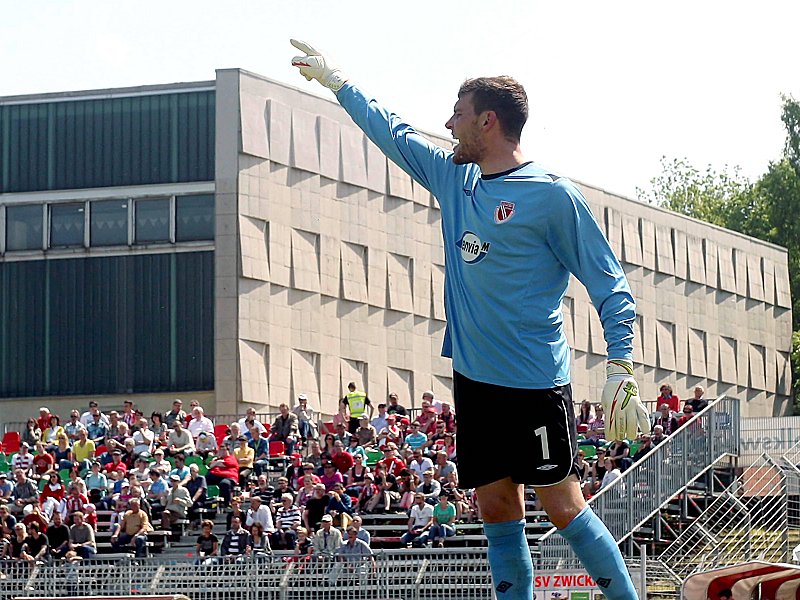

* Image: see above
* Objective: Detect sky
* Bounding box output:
[2,1,798,200]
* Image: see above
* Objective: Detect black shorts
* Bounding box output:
[453,370,579,489]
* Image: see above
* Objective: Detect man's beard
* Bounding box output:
[452,132,486,165]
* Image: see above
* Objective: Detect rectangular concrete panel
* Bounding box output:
[749,344,766,391]
[640,219,656,271]
[655,224,675,275]
[621,215,643,266]
[387,252,414,314]
[339,126,368,188]
[241,93,269,159]
[266,99,291,166]
[290,108,320,174]
[340,241,368,303]
[686,235,706,285]
[746,254,765,301]
[290,229,321,293]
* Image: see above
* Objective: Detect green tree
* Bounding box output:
[639,95,800,407]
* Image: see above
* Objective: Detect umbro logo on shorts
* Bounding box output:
[597,577,611,588]
[537,464,558,471]
[496,581,513,593]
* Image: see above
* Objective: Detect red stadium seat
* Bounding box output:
[2,431,20,453]
[268,441,286,457]
[214,424,229,446]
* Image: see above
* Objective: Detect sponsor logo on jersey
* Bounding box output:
[456,232,490,264]
[496,581,513,593]
[494,201,516,224]
[536,464,558,471]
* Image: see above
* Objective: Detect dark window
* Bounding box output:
[5,205,43,251]
[50,203,86,248]
[176,194,214,241]
[91,199,129,246]
[135,198,170,244]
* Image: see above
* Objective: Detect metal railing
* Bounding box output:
[537,395,741,562]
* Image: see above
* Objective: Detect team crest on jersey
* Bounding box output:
[456,231,490,264]
[494,201,516,224]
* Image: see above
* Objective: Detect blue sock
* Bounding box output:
[484,519,533,600]
[559,506,638,599]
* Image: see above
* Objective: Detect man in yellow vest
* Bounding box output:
[343,382,373,434]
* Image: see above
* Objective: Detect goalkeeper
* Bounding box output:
[291,39,648,600]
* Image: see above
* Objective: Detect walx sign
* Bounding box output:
[740,416,800,463]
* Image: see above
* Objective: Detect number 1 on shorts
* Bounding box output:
[534,425,550,460]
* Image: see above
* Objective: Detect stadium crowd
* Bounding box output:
[0,380,707,568]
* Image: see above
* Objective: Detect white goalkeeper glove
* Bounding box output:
[290,39,348,92]
[601,359,650,441]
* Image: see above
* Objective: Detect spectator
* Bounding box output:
[331,441,354,474]
[409,449,434,479]
[167,420,195,456]
[5,523,27,560]
[237,407,267,437]
[303,484,330,531]
[652,403,679,436]
[678,404,699,429]
[320,461,344,492]
[72,429,95,472]
[39,471,67,515]
[438,403,457,433]
[285,453,305,490]
[0,473,11,505]
[269,478,295,511]
[293,526,313,559]
[305,440,324,469]
[574,449,590,485]
[79,401,109,429]
[36,407,53,434]
[298,463,321,491]
[433,451,457,483]
[21,418,42,449]
[249,429,270,477]
[105,422,129,455]
[396,469,418,511]
[442,433,457,462]
[423,421,448,453]
[607,439,632,472]
[367,465,401,513]
[292,394,319,441]
[271,403,299,454]
[249,521,271,557]
[187,407,214,440]
[11,443,35,475]
[147,469,169,514]
[164,399,187,429]
[10,469,38,515]
[658,383,681,413]
[441,472,471,521]
[132,418,154,457]
[576,399,593,427]
[21,521,48,562]
[206,445,239,508]
[0,503,16,538]
[588,404,606,440]
[417,407,438,437]
[651,425,668,446]
[245,495,275,535]
[195,519,219,563]
[150,448,172,475]
[429,493,457,547]
[169,453,191,485]
[386,392,407,416]
[64,411,86,443]
[633,435,654,461]
[47,510,71,559]
[226,497,246,530]
[110,497,151,557]
[220,515,251,559]
[31,442,55,481]
[350,514,370,545]
[345,454,370,497]
[328,401,350,436]
[381,443,406,476]
[161,474,191,531]
[416,470,441,504]
[404,422,428,451]
[371,403,389,434]
[342,381,373,435]
[273,493,302,550]
[401,493,434,547]
[195,431,218,459]
[377,416,402,449]
[584,448,608,498]
[121,400,137,429]
[354,415,377,448]
[86,412,108,446]
[150,412,169,444]
[598,456,623,492]
[121,438,138,468]
[326,483,354,526]
[356,472,380,513]
[687,385,709,413]
[336,525,374,567]
[311,513,342,557]
[105,412,123,446]
[67,511,96,559]
[186,464,207,526]
[333,422,352,447]
[322,433,337,456]
[234,436,255,488]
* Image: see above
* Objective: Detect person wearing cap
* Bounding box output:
[292,394,319,442]
[11,442,35,475]
[150,448,171,475]
[386,393,407,417]
[311,513,342,557]
[370,403,389,433]
[377,415,402,449]
[167,420,195,456]
[164,399,187,429]
[161,473,191,531]
[342,382,373,435]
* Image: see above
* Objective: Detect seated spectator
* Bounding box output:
[292,394,319,442]
[206,445,239,508]
[438,403,457,433]
[651,424,668,446]
[161,473,191,531]
[356,472,380,513]
[86,412,108,446]
[226,497,246,530]
[400,493,434,547]
[320,461,344,492]
[305,440,324,469]
[64,411,87,443]
[195,518,219,563]
[416,470,441,504]
[657,383,681,413]
[67,511,96,559]
[423,421,448,453]
[334,422,352,447]
[79,401,108,429]
[105,422,129,456]
[574,449,590,484]
[296,474,317,508]
[354,415,377,448]
[47,510,71,559]
[0,472,11,505]
[381,443,406,476]
[237,407,267,437]
[326,483,354,526]
[169,453,191,485]
[187,407,214,440]
[220,515,252,560]
[11,443,35,475]
[20,521,49,562]
[72,429,96,473]
[583,448,608,497]
[678,404,697,428]
[21,418,42,450]
[121,438,138,468]
[271,403,299,454]
[9,469,38,515]
[432,451,457,482]
[441,471,470,521]
[371,403,389,434]
[31,442,55,480]
[303,484,330,531]
[164,399,187,429]
[377,415,402,449]
[396,469,418,511]
[110,497,151,557]
[150,448,172,474]
[249,474,274,504]
[576,399,594,427]
[167,420,195,456]
[408,449,434,479]
[311,514,342,557]
[42,415,65,451]
[245,495,275,535]
[195,431,218,459]
[132,418,155,457]
[416,408,438,436]
[120,400,137,430]
[285,453,305,490]
[39,471,66,515]
[336,525,374,566]
[386,392,407,416]
[365,465,400,513]
[633,434,654,461]
[404,422,428,451]
[345,454,370,497]
[598,456,623,492]
[607,439,632,472]
[249,521,271,557]
[249,429,270,477]
[186,464,207,526]
[688,385,709,413]
[588,404,605,440]
[293,526,313,560]
[234,437,254,488]
[652,403,679,436]
[322,434,337,456]
[350,514,370,545]
[442,433,457,462]
[269,477,295,511]
[147,469,169,514]
[150,412,169,445]
[0,504,16,539]
[429,493,457,547]
[273,493,302,550]
[330,442,354,474]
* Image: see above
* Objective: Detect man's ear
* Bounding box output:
[481,111,498,130]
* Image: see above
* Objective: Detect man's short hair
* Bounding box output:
[458,76,528,142]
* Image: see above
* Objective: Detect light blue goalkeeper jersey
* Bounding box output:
[336,84,635,389]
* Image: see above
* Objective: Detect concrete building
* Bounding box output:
[0,69,792,426]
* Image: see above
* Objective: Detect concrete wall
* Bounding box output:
[215,69,792,419]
